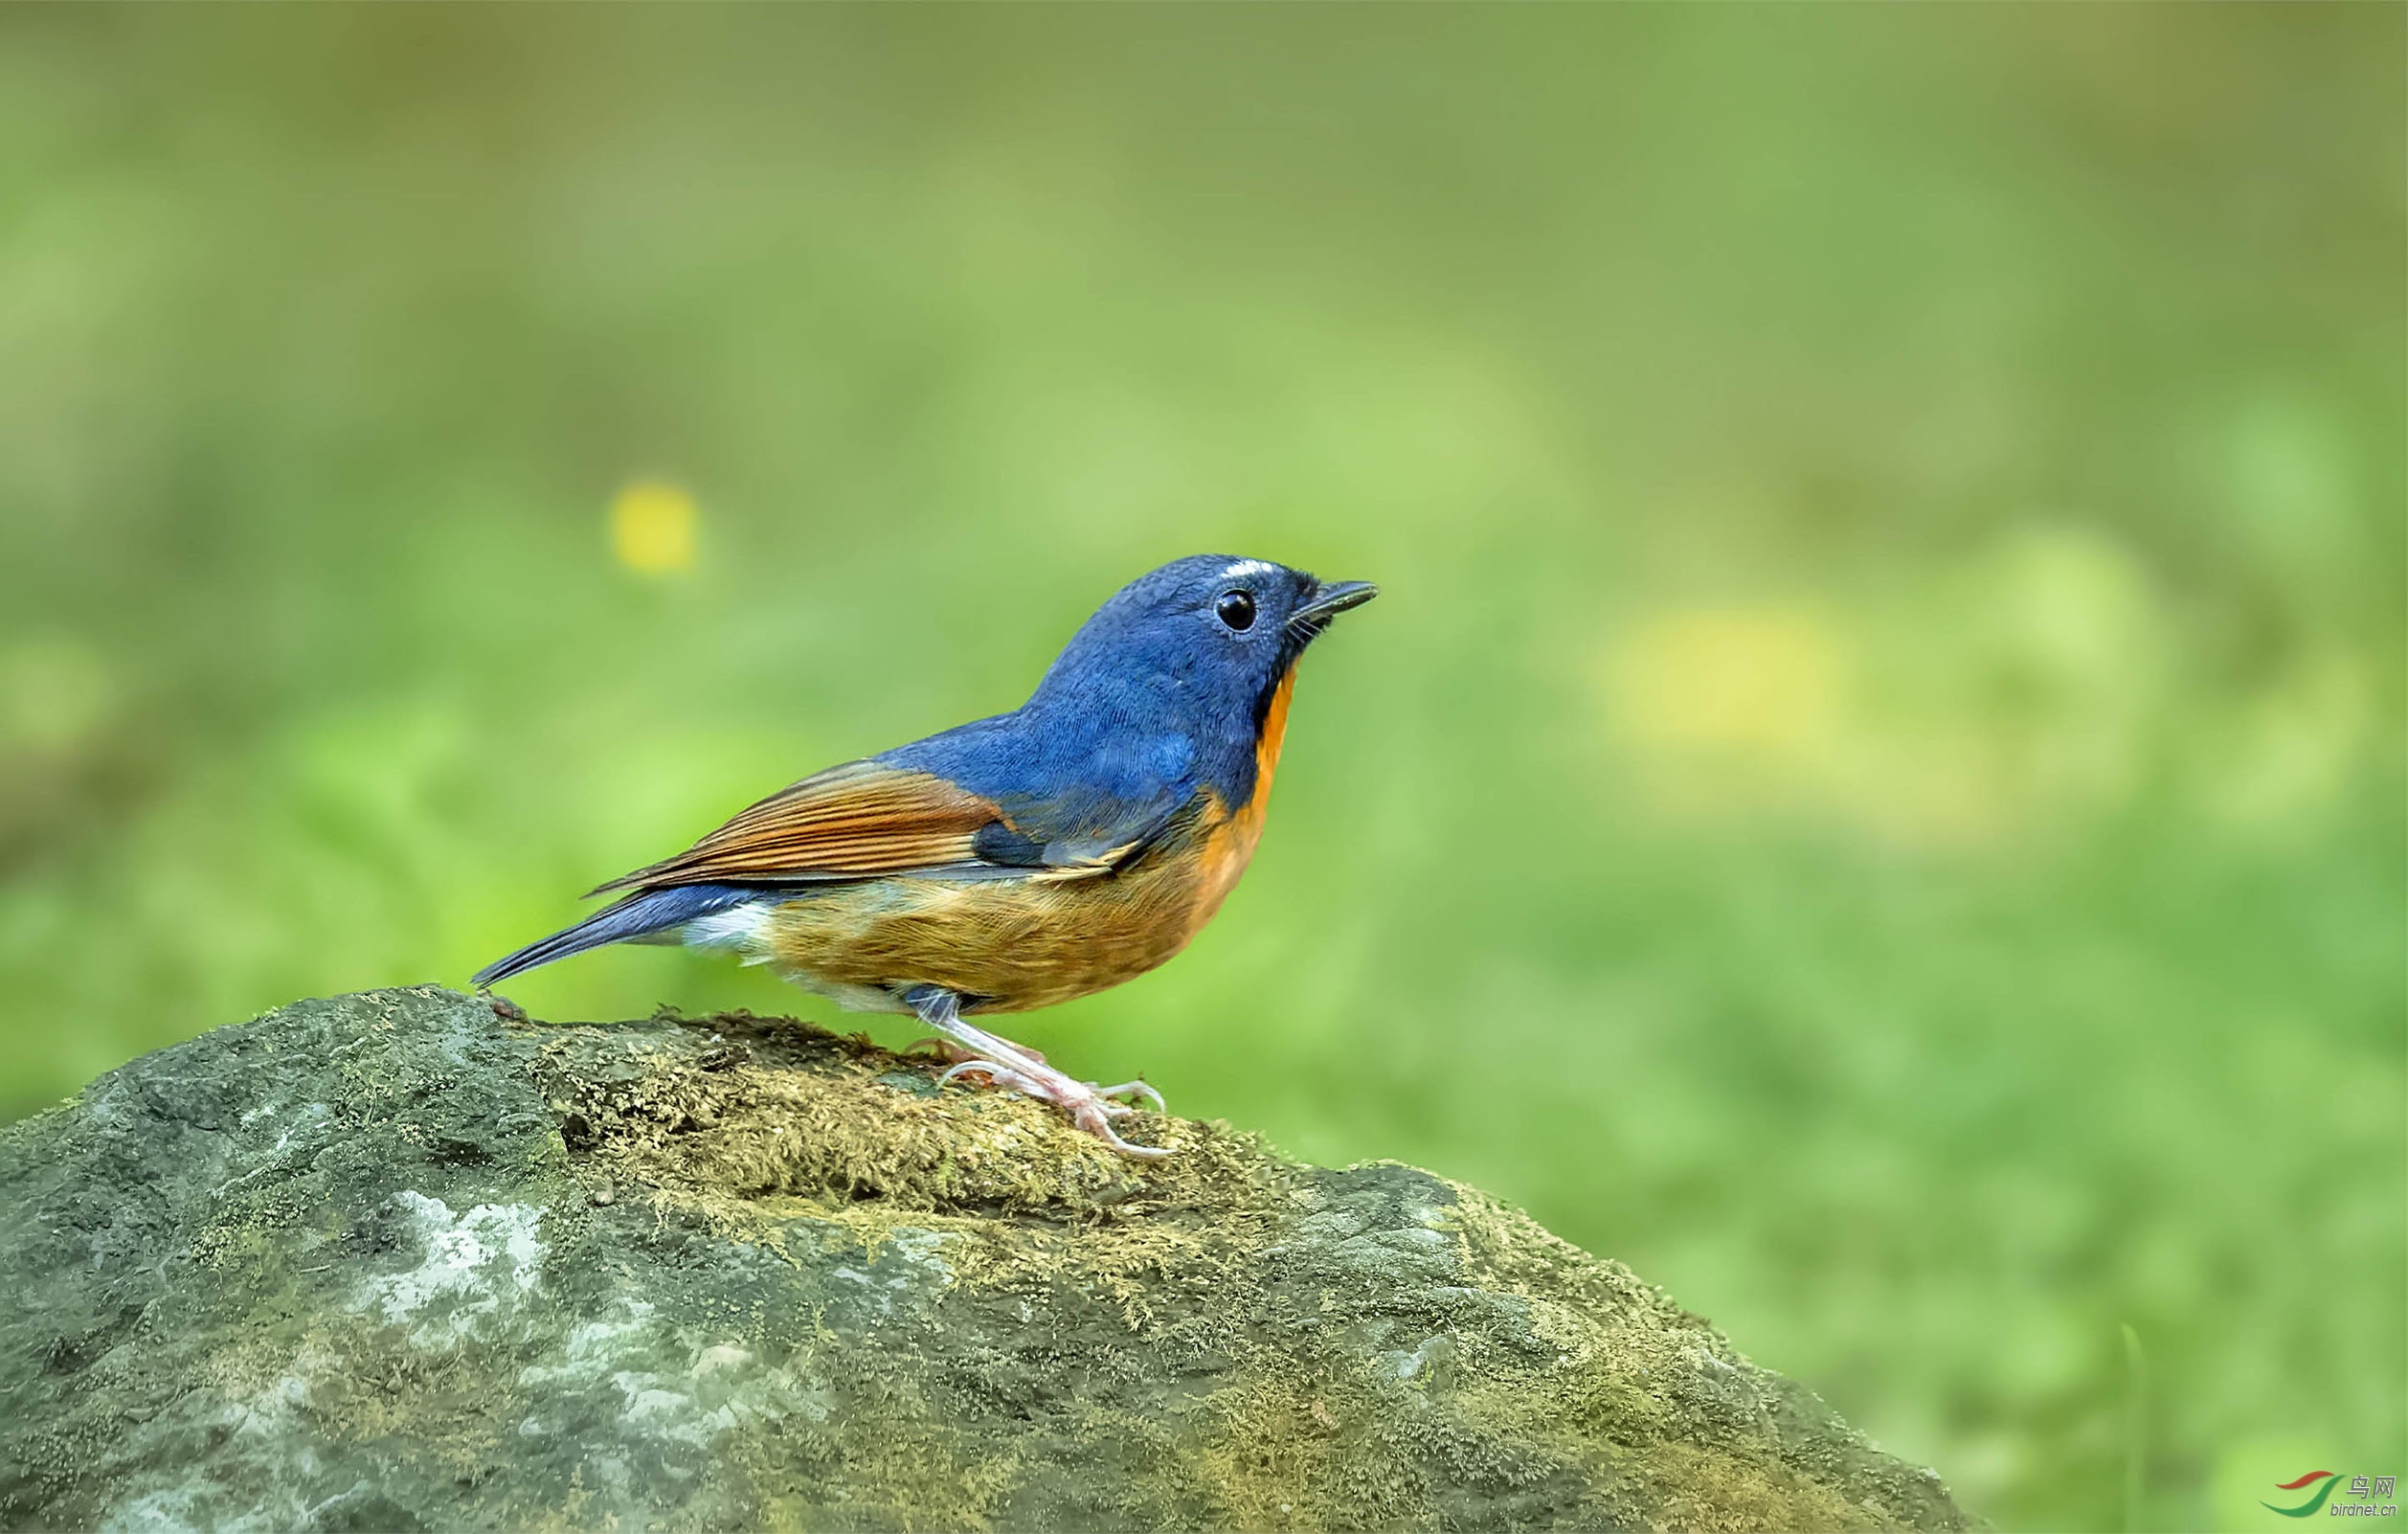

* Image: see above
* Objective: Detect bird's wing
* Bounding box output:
[964,781,1200,882]
[590,759,1192,893]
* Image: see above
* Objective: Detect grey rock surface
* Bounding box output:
[0,986,1974,1531]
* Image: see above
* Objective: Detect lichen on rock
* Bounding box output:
[0,986,1975,1531]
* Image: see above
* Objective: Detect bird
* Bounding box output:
[475,554,1377,1158]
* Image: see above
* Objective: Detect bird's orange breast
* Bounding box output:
[1188,659,1295,927]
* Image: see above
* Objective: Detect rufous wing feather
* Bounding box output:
[590,760,1005,892]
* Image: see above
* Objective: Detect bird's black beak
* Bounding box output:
[1289,579,1379,631]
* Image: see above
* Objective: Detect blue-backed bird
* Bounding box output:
[475,555,1376,1157]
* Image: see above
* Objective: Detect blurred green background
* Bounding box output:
[1,7,2399,1529]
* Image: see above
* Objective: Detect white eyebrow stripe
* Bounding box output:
[1219,559,1278,583]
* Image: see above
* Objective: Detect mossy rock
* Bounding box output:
[0,986,1974,1532]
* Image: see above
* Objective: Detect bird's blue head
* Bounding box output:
[886,554,1375,822]
[1026,555,1377,740]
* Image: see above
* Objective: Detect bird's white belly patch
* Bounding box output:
[682,903,776,962]
[682,899,906,1013]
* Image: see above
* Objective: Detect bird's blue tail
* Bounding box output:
[473,884,757,988]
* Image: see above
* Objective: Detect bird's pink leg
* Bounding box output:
[910,1038,1046,1067]
[905,987,1169,1160]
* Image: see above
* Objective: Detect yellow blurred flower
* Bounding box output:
[609,481,698,575]
[1607,606,1846,758]
[1599,603,1852,824]
[1597,526,2188,850]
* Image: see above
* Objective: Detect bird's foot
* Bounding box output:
[938,1055,1171,1159]
[904,987,1170,1160]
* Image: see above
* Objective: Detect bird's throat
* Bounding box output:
[1249,661,1297,824]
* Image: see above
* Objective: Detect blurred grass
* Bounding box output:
[0,8,2399,1530]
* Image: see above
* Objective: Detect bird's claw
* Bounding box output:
[936,1058,1039,1094]
[1071,1100,1172,1161]
[1095,1079,1168,1113]
[933,1059,1171,1160]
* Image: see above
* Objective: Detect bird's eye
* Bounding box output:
[1215,590,1257,632]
